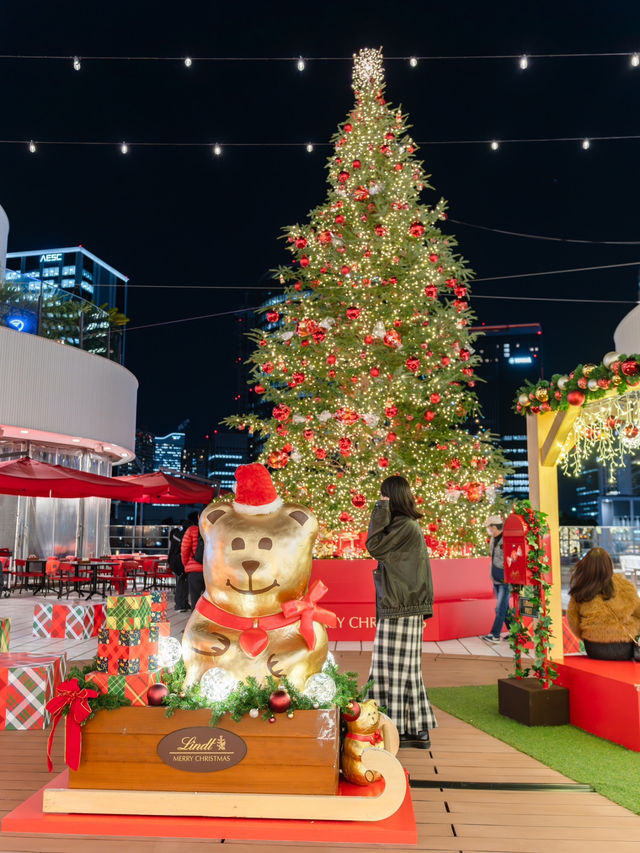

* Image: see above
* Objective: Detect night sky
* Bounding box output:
[3,1,640,448]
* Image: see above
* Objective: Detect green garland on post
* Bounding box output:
[507,500,558,688]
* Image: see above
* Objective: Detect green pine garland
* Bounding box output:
[507,501,558,687]
[162,660,372,725]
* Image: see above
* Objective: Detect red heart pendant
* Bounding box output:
[239,627,269,658]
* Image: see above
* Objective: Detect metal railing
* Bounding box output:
[0,273,123,362]
[110,525,175,556]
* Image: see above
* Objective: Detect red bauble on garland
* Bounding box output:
[147,683,169,706]
[567,390,586,406]
[341,701,361,722]
[268,689,292,714]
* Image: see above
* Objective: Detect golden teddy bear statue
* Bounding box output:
[341,698,399,786]
[182,463,336,690]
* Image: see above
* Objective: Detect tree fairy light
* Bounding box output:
[212,143,222,156]
[582,138,591,150]
[490,140,500,151]
[120,141,129,154]
[409,56,418,68]
[184,56,192,67]
[631,53,640,67]
[28,140,37,153]
[297,56,306,71]
[72,56,81,71]
[519,54,529,69]
[224,48,507,558]
[306,143,314,153]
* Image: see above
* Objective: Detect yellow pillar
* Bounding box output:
[525,410,579,664]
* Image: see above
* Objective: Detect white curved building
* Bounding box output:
[0,204,8,279]
[0,202,138,558]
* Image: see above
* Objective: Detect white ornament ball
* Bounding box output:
[322,651,336,673]
[157,636,182,668]
[199,667,237,703]
[587,378,599,391]
[603,351,621,369]
[303,673,337,705]
[557,375,569,390]
[249,708,260,718]
[518,394,529,406]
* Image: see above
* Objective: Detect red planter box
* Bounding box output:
[311,557,494,642]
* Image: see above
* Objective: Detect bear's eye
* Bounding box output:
[258,537,272,550]
[231,538,245,550]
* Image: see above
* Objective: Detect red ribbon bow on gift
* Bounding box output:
[281,579,337,650]
[45,678,98,772]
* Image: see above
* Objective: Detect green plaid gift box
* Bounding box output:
[0,617,10,652]
[105,594,151,630]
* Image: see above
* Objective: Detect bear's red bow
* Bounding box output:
[281,580,337,651]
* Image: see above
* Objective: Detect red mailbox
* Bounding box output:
[503,512,552,585]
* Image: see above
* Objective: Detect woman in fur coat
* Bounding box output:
[567,547,640,660]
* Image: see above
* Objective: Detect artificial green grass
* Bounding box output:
[428,684,640,814]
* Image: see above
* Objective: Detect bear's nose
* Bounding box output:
[242,560,260,577]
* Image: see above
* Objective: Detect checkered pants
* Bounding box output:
[368,615,437,735]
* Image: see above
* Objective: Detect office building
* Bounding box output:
[154,432,185,473]
[472,323,543,500]
[208,432,253,491]
[6,245,128,312]
[183,446,209,478]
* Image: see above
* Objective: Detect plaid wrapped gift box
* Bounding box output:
[0,652,67,730]
[96,625,159,675]
[33,602,103,639]
[86,670,161,706]
[147,590,167,623]
[0,617,10,652]
[105,594,152,630]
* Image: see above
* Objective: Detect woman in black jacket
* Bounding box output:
[366,475,436,749]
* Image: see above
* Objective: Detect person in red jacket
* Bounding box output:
[180,511,204,610]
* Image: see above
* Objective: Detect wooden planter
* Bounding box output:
[69,706,340,795]
[498,677,569,726]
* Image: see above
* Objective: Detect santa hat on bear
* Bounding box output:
[233,463,283,515]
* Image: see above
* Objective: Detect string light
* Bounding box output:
[409,56,418,67]
[490,140,500,150]
[120,141,128,154]
[212,143,222,156]
[632,53,640,67]
[184,56,192,68]
[306,143,314,153]
[28,140,36,153]
[72,56,81,71]
[297,56,305,71]
[582,138,591,149]
[519,54,529,69]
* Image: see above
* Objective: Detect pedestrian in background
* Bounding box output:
[168,520,189,612]
[366,475,436,749]
[481,514,511,643]
[181,510,204,611]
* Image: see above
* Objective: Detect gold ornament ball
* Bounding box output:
[612,375,623,386]
[582,363,597,376]
[535,388,549,402]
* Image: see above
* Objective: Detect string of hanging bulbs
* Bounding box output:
[14,133,640,157]
[2,51,640,70]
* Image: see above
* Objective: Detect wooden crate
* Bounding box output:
[69,707,340,795]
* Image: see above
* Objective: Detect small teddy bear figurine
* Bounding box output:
[341,698,387,786]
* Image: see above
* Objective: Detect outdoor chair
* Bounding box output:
[0,556,10,597]
[154,559,174,590]
[12,559,46,595]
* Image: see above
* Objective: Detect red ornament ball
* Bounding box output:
[299,256,310,268]
[424,285,438,299]
[406,356,420,372]
[346,306,361,320]
[409,221,425,237]
[339,511,353,523]
[295,236,307,249]
[338,171,350,184]
[567,390,586,406]
[622,359,638,377]
[268,689,292,714]
[370,367,380,377]
[352,494,366,509]
[378,457,389,468]
[266,310,279,323]
[327,483,337,495]
[147,683,169,707]
[352,159,361,169]
[341,701,361,722]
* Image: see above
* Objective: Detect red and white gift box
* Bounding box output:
[0,652,67,730]
[32,602,105,639]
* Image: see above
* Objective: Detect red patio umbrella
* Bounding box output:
[114,471,216,504]
[0,457,144,500]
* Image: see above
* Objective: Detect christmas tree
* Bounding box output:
[225,48,507,557]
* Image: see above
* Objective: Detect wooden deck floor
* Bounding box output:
[1,598,640,852]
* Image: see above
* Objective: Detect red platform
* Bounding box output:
[1,769,417,845]
[555,657,640,751]
[312,557,494,641]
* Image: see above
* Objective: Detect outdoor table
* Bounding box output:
[24,558,47,596]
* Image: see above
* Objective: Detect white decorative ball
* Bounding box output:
[557,376,569,390]
[199,667,237,703]
[303,673,337,705]
[157,636,182,669]
[603,351,621,369]
[517,393,529,406]
[249,708,260,718]
[322,651,336,673]
[587,378,599,391]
